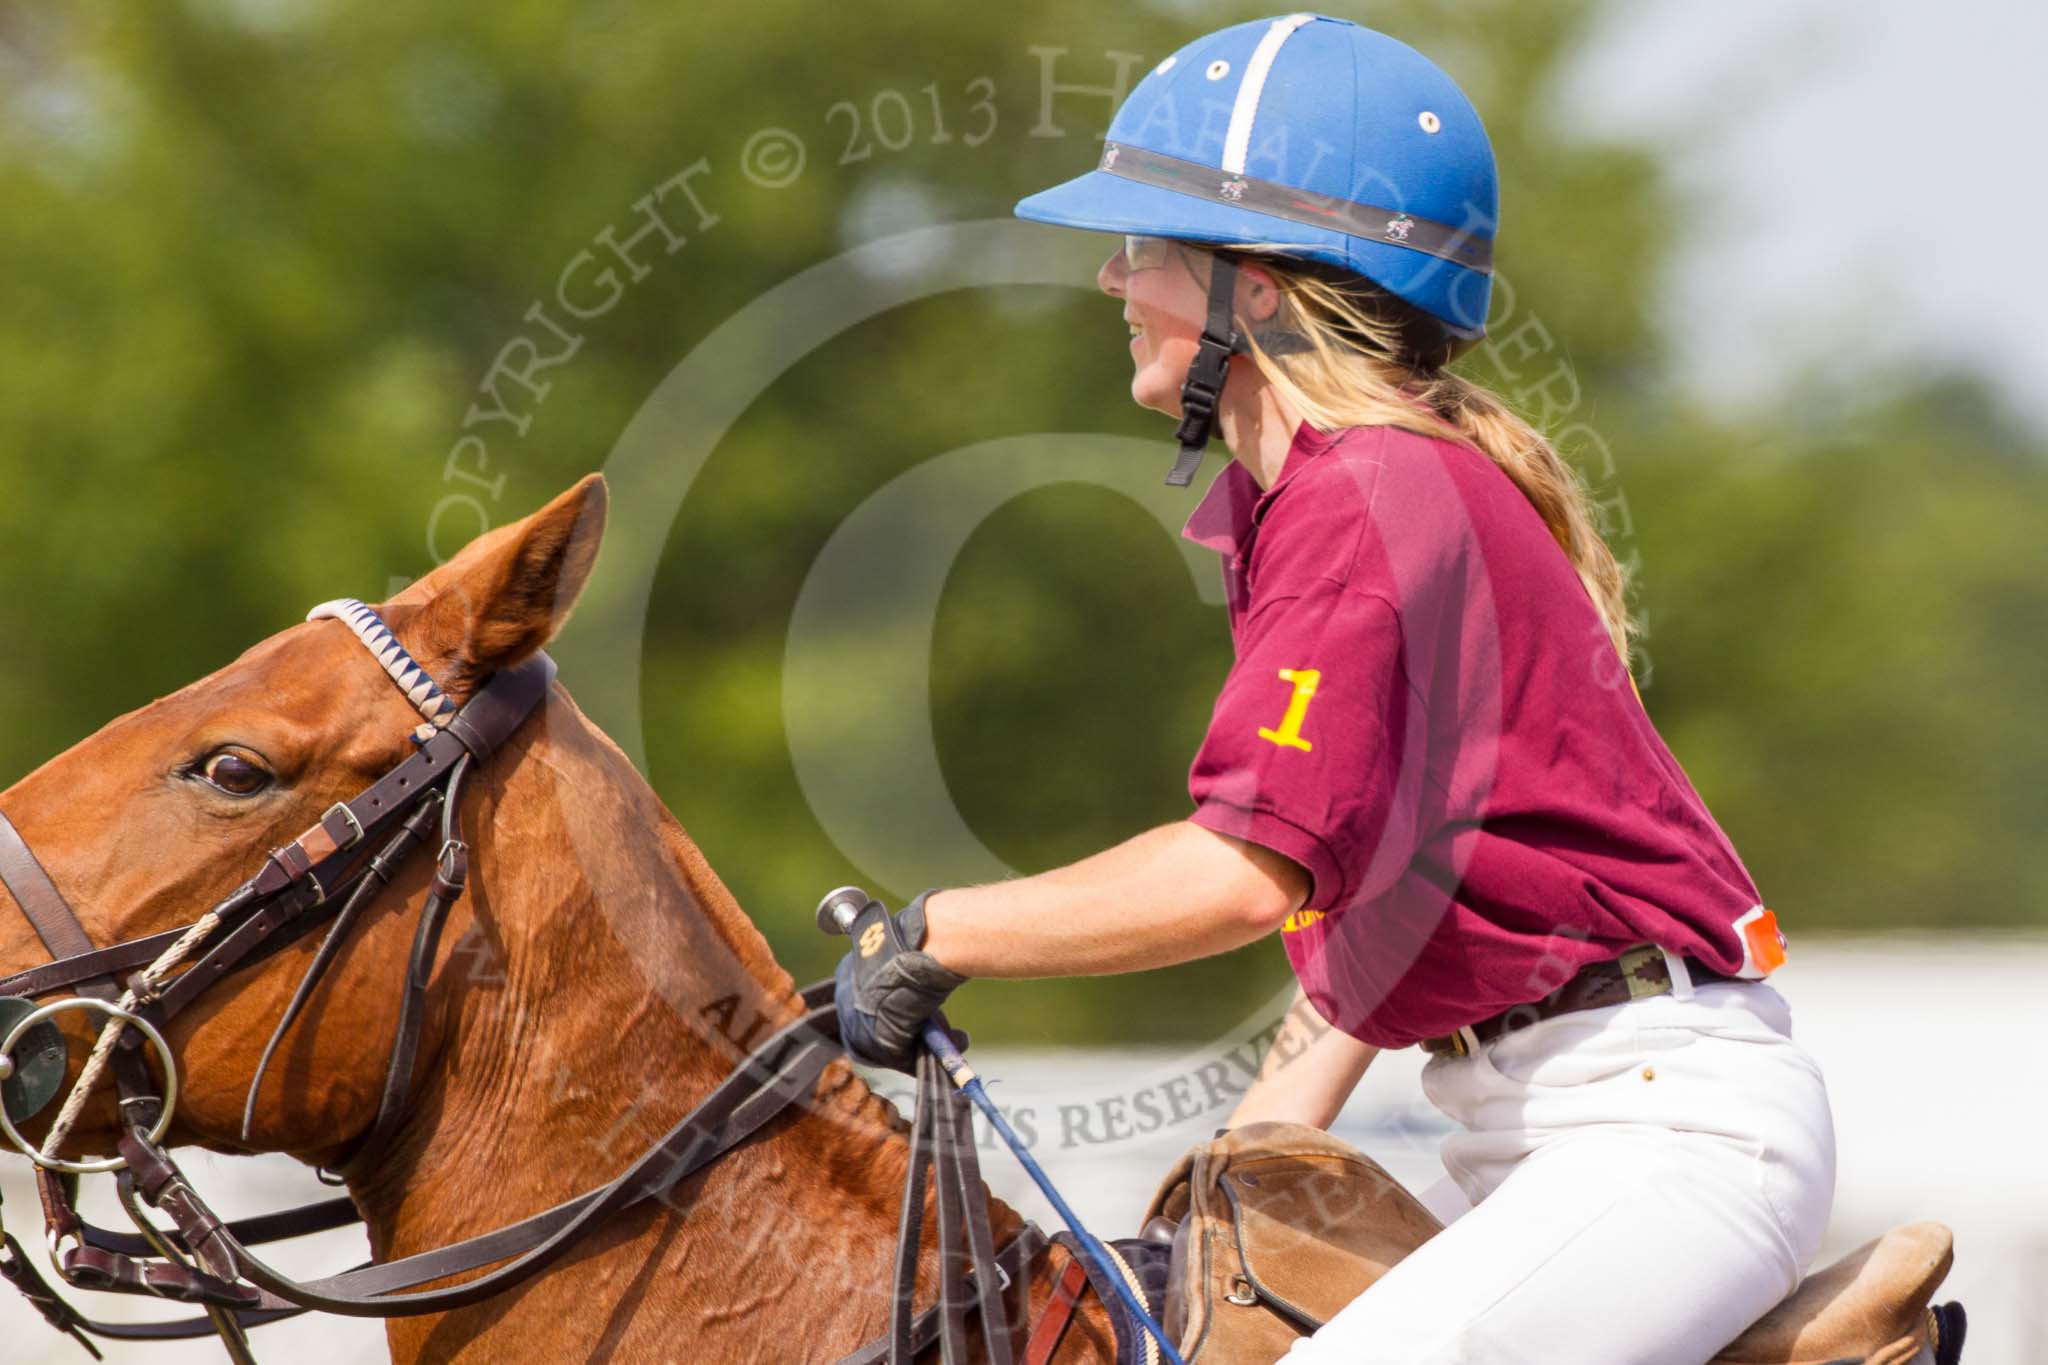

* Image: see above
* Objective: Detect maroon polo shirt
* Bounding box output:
[1184,421,1781,1049]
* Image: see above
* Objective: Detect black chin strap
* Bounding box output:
[1165,253,1242,489]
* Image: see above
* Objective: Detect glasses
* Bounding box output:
[1123,234,1178,271]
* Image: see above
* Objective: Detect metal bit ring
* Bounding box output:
[0,997,178,1175]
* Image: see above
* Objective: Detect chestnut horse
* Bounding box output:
[0,476,1116,1363]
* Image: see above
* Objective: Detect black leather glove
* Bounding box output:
[832,891,968,1073]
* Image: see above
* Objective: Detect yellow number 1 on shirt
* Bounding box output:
[1258,668,1320,752]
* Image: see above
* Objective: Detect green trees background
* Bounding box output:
[1,2,2040,1042]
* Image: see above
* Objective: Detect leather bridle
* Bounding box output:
[0,602,1066,1364]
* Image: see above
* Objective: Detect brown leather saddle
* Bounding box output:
[1111,1123,1965,1364]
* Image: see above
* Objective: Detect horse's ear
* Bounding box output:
[392,475,608,694]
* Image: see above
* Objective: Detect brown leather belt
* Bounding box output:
[1419,944,1745,1059]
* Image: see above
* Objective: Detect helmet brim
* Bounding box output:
[1015,168,1345,256]
[1014,168,1489,340]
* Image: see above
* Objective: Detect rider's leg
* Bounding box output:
[1280,981,1836,1365]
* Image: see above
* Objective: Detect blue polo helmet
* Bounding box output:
[1015,13,1499,341]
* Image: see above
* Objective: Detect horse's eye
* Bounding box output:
[200,751,272,797]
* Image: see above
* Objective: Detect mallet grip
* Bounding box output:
[815,885,875,937]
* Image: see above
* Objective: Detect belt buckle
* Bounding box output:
[1424,1026,1476,1059]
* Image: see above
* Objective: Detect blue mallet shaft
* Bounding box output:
[817,887,1185,1365]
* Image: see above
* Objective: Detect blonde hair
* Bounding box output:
[1225,247,1638,673]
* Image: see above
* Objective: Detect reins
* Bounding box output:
[0,600,1105,1364]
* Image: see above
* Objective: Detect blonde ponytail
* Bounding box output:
[1228,248,1638,671]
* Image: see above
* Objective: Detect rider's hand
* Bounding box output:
[832,891,968,1073]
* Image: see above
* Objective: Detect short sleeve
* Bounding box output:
[1187,581,1428,913]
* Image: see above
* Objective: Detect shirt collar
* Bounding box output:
[1179,421,1336,560]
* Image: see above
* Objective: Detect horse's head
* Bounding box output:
[0,475,607,1169]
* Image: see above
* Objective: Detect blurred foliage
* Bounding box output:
[0,0,2041,1045]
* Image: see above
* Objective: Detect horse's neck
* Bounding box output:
[349,690,1085,1362]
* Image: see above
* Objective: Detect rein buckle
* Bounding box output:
[320,802,365,852]
[431,840,470,903]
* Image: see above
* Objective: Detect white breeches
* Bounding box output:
[1280,979,1837,1365]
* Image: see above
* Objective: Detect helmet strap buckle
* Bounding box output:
[1166,256,1242,488]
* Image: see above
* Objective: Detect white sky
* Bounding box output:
[1560,0,2048,433]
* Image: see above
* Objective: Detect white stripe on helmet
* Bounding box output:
[1222,13,1316,175]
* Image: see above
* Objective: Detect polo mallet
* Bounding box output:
[819,887,1188,1365]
